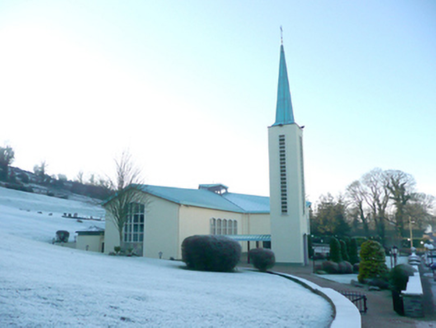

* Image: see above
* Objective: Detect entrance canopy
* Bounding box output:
[225,234,271,242]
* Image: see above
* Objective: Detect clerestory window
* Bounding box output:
[210,218,238,235]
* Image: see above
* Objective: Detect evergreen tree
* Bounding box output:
[358,240,388,283]
[329,237,342,263]
[340,239,350,262]
[311,194,350,237]
[349,238,359,265]
[0,145,15,181]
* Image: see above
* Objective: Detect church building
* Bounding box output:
[102,41,310,265]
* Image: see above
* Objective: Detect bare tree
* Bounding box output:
[34,160,48,183]
[346,180,370,236]
[385,170,416,237]
[404,193,436,230]
[104,150,144,251]
[76,171,84,184]
[361,168,390,242]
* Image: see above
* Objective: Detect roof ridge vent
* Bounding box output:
[198,184,228,195]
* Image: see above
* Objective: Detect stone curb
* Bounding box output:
[270,271,361,328]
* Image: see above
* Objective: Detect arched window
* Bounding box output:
[233,220,238,235]
[228,219,233,235]
[210,218,216,235]
[217,219,222,235]
[223,219,227,235]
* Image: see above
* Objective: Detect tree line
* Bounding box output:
[0,145,114,200]
[310,168,435,245]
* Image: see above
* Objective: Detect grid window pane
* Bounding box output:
[123,202,145,245]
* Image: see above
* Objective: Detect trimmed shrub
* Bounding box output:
[313,253,326,260]
[340,240,350,262]
[248,248,275,272]
[55,230,69,243]
[349,238,359,265]
[338,261,353,274]
[353,263,360,273]
[368,277,389,289]
[329,237,342,263]
[358,240,388,283]
[322,260,339,274]
[389,264,416,292]
[182,235,241,272]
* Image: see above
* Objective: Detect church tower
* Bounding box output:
[268,41,308,265]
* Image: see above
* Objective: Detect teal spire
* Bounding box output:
[273,44,295,126]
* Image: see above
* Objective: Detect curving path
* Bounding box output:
[239,261,436,328]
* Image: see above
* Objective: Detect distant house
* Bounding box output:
[103,184,277,259]
[76,226,105,253]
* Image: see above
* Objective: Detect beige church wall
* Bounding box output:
[76,234,104,253]
[144,195,180,260]
[103,211,120,255]
[237,213,271,252]
[245,213,271,234]
[178,205,243,259]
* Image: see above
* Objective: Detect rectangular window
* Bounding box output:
[124,203,145,245]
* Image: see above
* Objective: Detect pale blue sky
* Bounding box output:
[1,1,435,202]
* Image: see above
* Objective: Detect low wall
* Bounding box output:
[402,265,424,318]
[272,272,361,328]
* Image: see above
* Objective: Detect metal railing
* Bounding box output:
[338,290,368,313]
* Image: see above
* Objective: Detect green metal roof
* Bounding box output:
[76,226,104,235]
[104,184,309,214]
[136,185,269,214]
[76,230,104,236]
[272,44,295,126]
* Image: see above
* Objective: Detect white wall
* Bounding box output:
[77,234,104,253]
[269,123,308,264]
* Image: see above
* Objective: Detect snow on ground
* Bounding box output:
[0,187,105,243]
[0,187,333,327]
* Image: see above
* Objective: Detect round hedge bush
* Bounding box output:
[182,235,241,272]
[322,261,339,274]
[338,261,353,274]
[248,248,275,272]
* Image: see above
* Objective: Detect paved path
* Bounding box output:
[239,261,436,328]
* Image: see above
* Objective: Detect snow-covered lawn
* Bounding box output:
[0,187,333,327]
